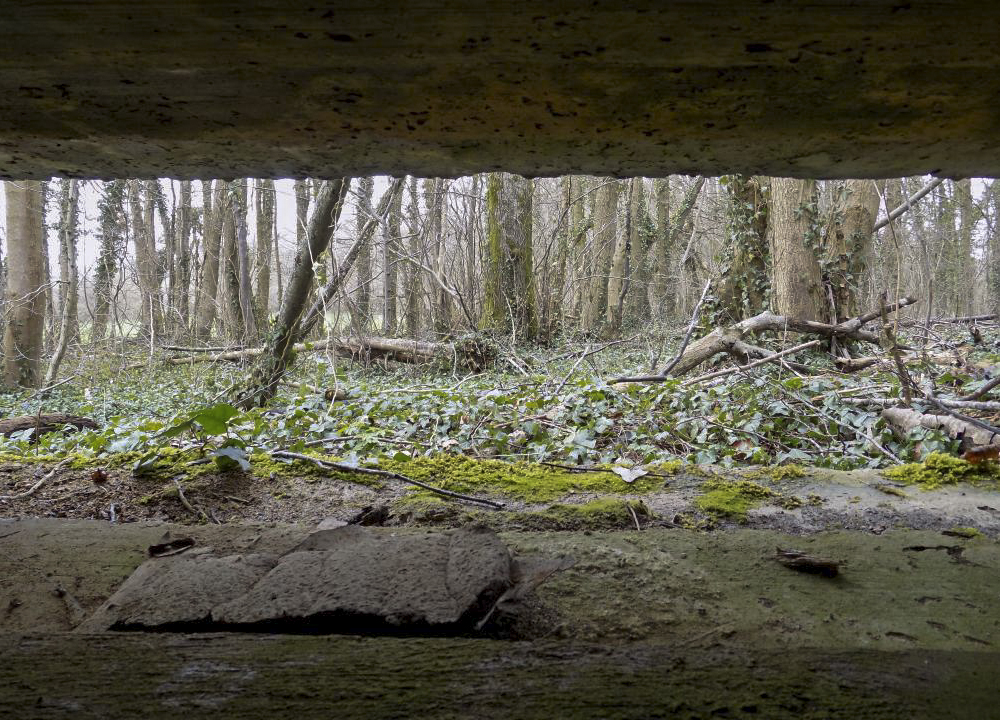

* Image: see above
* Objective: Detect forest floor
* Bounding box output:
[3,325,1000,717]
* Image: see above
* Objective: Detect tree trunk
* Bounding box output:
[480,173,537,341]
[353,177,375,332]
[463,174,480,325]
[956,179,975,315]
[826,179,881,321]
[714,175,770,324]
[254,179,275,330]
[405,176,422,337]
[175,180,192,330]
[237,179,349,408]
[91,181,126,342]
[768,178,825,321]
[3,180,46,388]
[233,180,257,342]
[605,180,630,335]
[581,179,618,334]
[44,179,80,385]
[624,177,650,324]
[383,177,403,336]
[128,180,163,340]
[194,180,223,340]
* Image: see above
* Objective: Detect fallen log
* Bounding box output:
[881,406,1000,448]
[130,335,497,372]
[0,413,98,438]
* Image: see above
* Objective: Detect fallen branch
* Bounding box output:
[881,407,1000,448]
[681,339,821,387]
[271,450,503,509]
[611,298,916,384]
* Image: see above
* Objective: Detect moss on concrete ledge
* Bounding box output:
[694,479,775,521]
[884,452,1000,491]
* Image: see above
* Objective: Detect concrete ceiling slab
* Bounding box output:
[2,2,999,179]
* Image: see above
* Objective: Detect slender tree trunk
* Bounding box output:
[194,180,223,340]
[826,178,881,321]
[956,179,975,315]
[650,177,672,318]
[3,181,46,388]
[233,180,257,341]
[624,177,650,324]
[175,181,192,330]
[92,181,126,342]
[480,173,537,341]
[405,176,422,337]
[464,175,480,323]
[45,179,80,385]
[237,180,349,408]
[581,179,619,333]
[254,179,275,329]
[605,180,631,335]
[382,177,403,336]
[354,177,375,332]
[128,180,163,339]
[769,178,825,321]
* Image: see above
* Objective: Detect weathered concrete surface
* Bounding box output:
[3,2,1000,179]
[76,525,512,632]
[2,634,998,719]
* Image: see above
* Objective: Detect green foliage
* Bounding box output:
[884,452,1000,491]
[694,479,775,521]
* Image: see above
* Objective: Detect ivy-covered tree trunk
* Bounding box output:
[650,177,672,318]
[254,179,275,329]
[92,181,126,342]
[768,178,825,321]
[44,179,80,385]
[713,175,770,324]
[2,180,46,388]
[194,180,223,340]
[824,179,881,322]
[382,177,403,336]
[463,174,480,322]
[236,179,349,408]
[480,172,537,341]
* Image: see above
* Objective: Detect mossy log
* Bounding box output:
[0,413,98,438]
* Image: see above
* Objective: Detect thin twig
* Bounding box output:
[627,503,642,531]
[0,458,73,500]
[173,479,209,521]
[660,279,712,377]
[961,375,1000,401]
[271,450,503,509]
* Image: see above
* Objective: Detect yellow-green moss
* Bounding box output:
[694,479,774,521]
[378,454,665,503]
[946,526,983,539]
[884,452,1000,491]
[745,463,807,484]
[874,483,909,498]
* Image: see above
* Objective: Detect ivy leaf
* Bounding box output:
[192,403,240,435]
[612,466,649,483]
[213,445,250,472]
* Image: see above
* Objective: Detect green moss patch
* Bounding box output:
[694,479,775,521]
[884,452,1000,491]
[378,454,666,503]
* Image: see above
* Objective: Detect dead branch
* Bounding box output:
[681,339,821,386]
[611,297,916,384]
[881,407,1000,448]
[0,458,73,500]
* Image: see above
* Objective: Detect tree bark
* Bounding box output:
[382,177,403,336]
[581,179,618,333]
[353,177,375,332]
[254,179,275,330]
[480,173,537,341]
[194,180,223,340]
[714,175,770,324]
[44,179,80,385]
[2,180,46,388]
[91,180,126,342]
[769,178,825,321]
